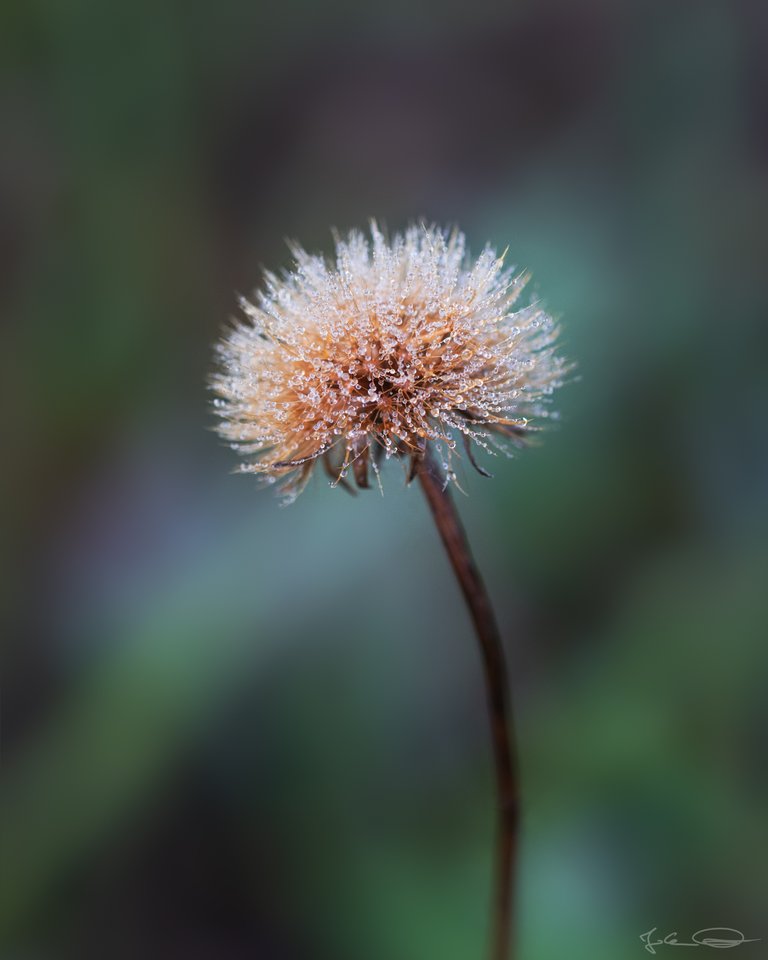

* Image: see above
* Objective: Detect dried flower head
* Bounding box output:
[212,223,567,501]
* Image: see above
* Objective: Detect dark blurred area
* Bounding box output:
[2,0,768,957]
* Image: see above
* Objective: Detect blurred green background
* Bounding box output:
[2,0,767,957]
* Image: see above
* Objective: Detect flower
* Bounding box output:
[212,223,567,501]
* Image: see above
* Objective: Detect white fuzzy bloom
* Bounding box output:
[212,223,567,501]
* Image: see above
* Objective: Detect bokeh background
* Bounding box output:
[2,0,768,957]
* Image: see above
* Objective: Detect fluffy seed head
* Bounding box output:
[212,223,568,501]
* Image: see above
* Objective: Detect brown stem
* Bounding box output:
[417,450,519,960]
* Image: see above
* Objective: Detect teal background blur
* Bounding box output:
[2,1,768,958]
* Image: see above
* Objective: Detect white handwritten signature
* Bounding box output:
[641,928,760,955]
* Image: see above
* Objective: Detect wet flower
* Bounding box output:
[212,223,567,501]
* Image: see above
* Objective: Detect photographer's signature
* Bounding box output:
[641,927,760,955]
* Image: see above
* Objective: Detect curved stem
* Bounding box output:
[418,451,519,960]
